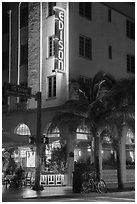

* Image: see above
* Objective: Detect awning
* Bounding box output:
[2,131,29,148]
[2,131,61,148]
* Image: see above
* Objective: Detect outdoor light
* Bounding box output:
[29,136,35,144]
[42,136,49,144]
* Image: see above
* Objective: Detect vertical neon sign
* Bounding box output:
[54,7,64,71]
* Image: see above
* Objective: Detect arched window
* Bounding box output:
[43,123,60,138]
[126,129,135,144]
[15,123,31,136]
[76,125,91,140]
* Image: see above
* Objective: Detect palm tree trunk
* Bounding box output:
[94,133,100,179]
[32,92,43,191]
[34,145,42,189]
[60,125,76,186]
[116,149,124,189]
[66,130,76,186]
[116,126,127,190]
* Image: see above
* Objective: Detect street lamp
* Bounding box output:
[42,136,49,145]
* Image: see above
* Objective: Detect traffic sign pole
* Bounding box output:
[32,92,43,191]
[4,83,44,190]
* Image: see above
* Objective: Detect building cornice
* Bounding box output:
[3,105,64,116]
[101,2,135,20]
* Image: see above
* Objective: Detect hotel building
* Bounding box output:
[2,2,135,186]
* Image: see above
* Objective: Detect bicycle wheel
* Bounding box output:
[97,179,107,193]
[82,181,91,193]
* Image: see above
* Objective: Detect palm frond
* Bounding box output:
[91,71,116,101]
[97,105,135,140]
[102,78,135,103]
[47,111,86,134]
[88,99,106,122]
[125,118,135,134]
[63,99,89,116]
[99,105,134,122]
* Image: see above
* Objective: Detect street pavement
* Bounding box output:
[2,183,135,202]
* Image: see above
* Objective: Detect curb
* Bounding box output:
[22,194,76,199]
[3,185,135,201]
[22,188,135,200]
[3,189,135,201]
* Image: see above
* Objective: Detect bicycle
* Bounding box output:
[82,171,107,193]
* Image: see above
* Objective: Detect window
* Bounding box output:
[20,4,28,28]
[79,35,92,59]
[48,36,55,57]
[20,44,28,65]
[48,76,56,98]
[108,46,112,59]
[127,54,135,74]
[126,19,135,40]
[108,9,111,22]
[48,2,56,16]
[2,51,9,70]
[79,2,92,20]
[15,123,31,135]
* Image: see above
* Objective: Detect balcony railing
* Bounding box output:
[40,174,65,186]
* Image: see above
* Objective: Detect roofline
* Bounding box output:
[101,2,135,21]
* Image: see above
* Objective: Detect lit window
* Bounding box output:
[127,54,135,74]
[126,19,135,40]
[79,35,92,59]
[77,134,88,140]
[126,129,135,144]
[76,125,91,140]
[103,136,111,143]
[51,140,61,149]
[48,2,56,16]
[15,123,31,135]
[48,76,56,98]
[79,2,92,20]
[44,123,60,138]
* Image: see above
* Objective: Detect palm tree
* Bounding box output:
[48,72,135,189]
[98,78,135,189]
[48,71,117,184]
[48,112,89,186]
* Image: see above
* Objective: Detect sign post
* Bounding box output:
[32,92,43,191]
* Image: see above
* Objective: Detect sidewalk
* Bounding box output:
[2,182,135,201]
[2,185,74,200]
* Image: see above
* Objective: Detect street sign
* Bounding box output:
[5,83,32,98]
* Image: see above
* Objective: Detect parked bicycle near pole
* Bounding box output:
[82,171,107,193]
